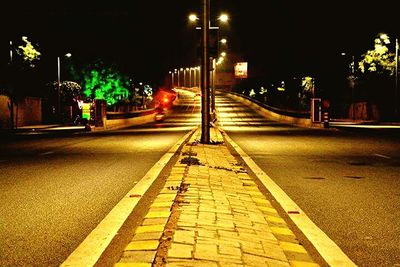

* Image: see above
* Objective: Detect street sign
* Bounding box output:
[234,62,248,79]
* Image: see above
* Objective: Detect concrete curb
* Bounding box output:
[61,128,196,267]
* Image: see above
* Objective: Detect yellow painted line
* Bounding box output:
[280,241,308,254]
[61,128,196,267]
[221,129,357,267]
[114,263,152,267]
[290,260,321,267]
[145,211,171,219]
[135,225,165,234]
[125,240,159,251]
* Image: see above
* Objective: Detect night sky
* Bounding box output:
[1,0,398,86]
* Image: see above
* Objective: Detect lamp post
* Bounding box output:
[395,38,398,118]
[169,71,174,88]
[57,53,72,122]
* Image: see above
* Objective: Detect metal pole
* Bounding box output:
[395,38,398,119]
[211,58,216,114]
[177,70,180,87]
[9,41,13,63]
[201,0,210,144]
[352,55,356,120]
[172,72,174,88]
[57,56,61,121]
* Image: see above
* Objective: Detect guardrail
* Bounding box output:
[229,92,310,119]
[227,92,323,128]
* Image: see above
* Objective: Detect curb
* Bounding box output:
[61,128,196,267]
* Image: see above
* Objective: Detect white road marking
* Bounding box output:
[39,151,54,156]
[373,153,392,159]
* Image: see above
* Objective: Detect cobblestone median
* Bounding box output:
[114,127,320,267]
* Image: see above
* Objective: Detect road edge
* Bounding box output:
[219,127,357,267]
[61,128,197,267]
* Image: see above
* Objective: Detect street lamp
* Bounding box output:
[57,52,72,122]
[190,7,229,143]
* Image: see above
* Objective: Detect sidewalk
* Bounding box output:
[113,127,320,267]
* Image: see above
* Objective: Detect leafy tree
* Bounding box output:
[357,34,398,120]
[2,36,41,128]
[17,36,41,67]
[358,34,395,75]
[71,60,130,105]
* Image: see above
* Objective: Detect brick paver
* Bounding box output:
[114,127,320,267]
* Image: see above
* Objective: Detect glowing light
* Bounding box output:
[219,14,229,23]
[220,38,227,44]
[221,52,226,57]
[189,14,198,22]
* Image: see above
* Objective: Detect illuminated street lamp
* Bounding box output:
[220,38,227,44]
[189,14,198,22]
[219,14,229,23]
[57,52,72,121]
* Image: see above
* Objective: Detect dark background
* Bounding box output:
[0,0,398,87]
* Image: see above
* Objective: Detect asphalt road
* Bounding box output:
[0,95,200,266]
[217,93,400,267]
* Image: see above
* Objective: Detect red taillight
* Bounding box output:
[163,97,169,103]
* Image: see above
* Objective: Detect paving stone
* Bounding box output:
[114,262,152,267]
[218,244,242,256]
[132,231,163,241]
[145,211,171,219]
[271,227,295,236]
[135,224,165,234]
[142,217,169,226]
[168,243,193,259]
[194,243,219,261]
[279,241,308,254]
[119,250,157,263]
[173,230,196,245]
[289,260,320,267]
[125,240,160,251]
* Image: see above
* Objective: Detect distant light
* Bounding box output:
[219,14,229,23]
[221,52,226,57]
[186,68,190,71]
[169,71,172,74]
[220,38,227,44]
[65,53,72,58]
[341,52,346,56]
[189,14,198,22]
[180,68,184,71]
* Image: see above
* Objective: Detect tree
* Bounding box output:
[71,60,130,106]
[3,36,41,129]
[358,35,395,75]
[357,34,399,120]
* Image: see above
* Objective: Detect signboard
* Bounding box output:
[82,103,91,120]
[234,62,248,79]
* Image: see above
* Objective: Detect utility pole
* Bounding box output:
[200,0,210,143]
[211,57,216,117]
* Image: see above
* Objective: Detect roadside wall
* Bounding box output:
[0,95,42,129]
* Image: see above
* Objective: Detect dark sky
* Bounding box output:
[1,1,398,86]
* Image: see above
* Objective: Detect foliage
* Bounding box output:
[358,35,396,75]
[71,60,130,105]
[17,36,41,67]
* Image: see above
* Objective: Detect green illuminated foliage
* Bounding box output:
[76,60,130,105]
